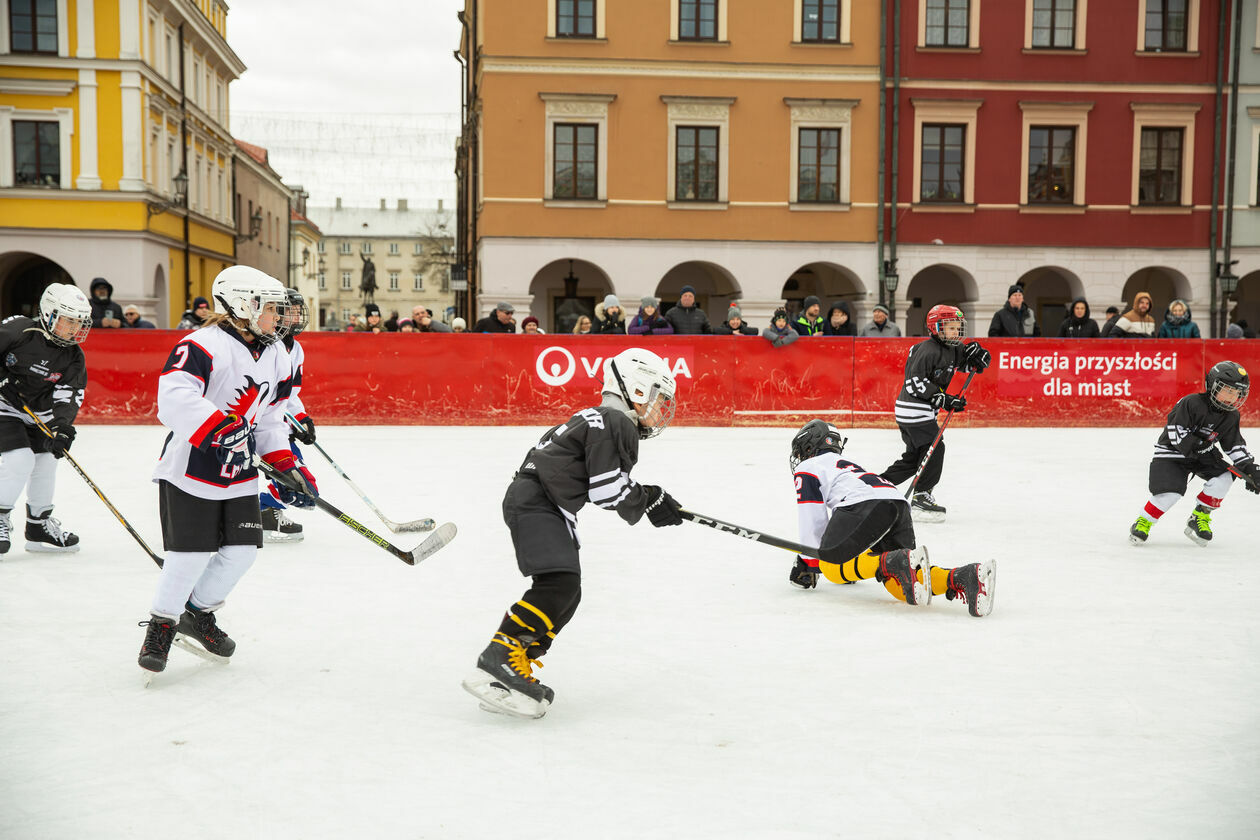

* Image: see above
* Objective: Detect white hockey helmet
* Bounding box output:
[603,347,677,439]
[211,265,290,345]
[38,283,92,346]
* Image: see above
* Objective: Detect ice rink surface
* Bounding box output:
[1,424,1257,840]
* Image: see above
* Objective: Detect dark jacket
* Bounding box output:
[1157,300,1201,339]
[714,318,758,335]
[89,278,124,328]
[594,302,626,335]
[988,301,1040,337]
[1058,298,1100,338]
[821,302,857,336]
[627,308,674,335]
[473,315,516,334]
[1101,313,1123,338]
[123,316,156,329]
[794,313,824,337]
[664,303,712,335]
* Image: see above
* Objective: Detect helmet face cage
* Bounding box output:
[39,286,92,347]
[283,289,309,337]
[789,420,847,471]
[1207,363,1250,411]
[637,387,676,440]
[606,350,677,439]
[249,289,292,345]
[926,305,966,346]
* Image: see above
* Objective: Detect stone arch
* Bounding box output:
[528,258,613,334]
[1121,267,1192,319]
[656,261,741,323]
[1228,270,1260,335]
[0,252,75,320]
[902,264,979,337]
[779,261,868,324]
[1016,265,1084,337]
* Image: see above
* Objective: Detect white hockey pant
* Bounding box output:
[151,544,257,619]
[0,448,57,515]
[1148,470,1234,515]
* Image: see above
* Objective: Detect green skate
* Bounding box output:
[1129,515,1153,545]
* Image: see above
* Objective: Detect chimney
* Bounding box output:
[437,199,444,212]
[335,197,342,209]
[380,198,386,210]
[398,199,408,211]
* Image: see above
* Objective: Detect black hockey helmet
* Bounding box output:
[1206,361,1249,411]
[790,419,847,471]
[283,288,309,338]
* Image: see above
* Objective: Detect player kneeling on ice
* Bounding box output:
[1129,361,1256,547]
[0,284,90,555]
[462,348,684,719]
[139,267,318,674]
[788,420,995,617]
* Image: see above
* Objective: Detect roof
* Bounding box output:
[306,204,454,239]
[290,208,321,234]
[234,139,269,166]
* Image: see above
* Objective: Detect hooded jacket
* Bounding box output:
[1057,297,1100,338]
[1111,292,1156,337]
[627,306,674,335]
[89,278,124,328]
[821,302,857,336]
[1157,299,1201,339]
[593,301,627,335]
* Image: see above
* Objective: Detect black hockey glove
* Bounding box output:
[962,341,991,373]
[1177,430,1218,458]
[206,414,255,470]
[1242,463,1260,495]
[929,392,966,412]
[0,378,23,410]
[290,415,317,446]
[46,423,75,459]
[789,556,819,589]
[642,485,684,527]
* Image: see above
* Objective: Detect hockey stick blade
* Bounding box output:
[408,522,458,565]
[387,516,438,533]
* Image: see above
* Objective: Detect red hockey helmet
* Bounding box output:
[925,304,966,346]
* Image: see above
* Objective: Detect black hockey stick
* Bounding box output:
[285,412,435,533]
[256,458,456,565]
[679,509,820,559]
[905,369,977,499]
[21,406,164,568]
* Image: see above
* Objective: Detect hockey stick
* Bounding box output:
[679,509,820,559]
[1227,464,1259,492]
[284,412,435,533]
[256,458,455,565]
[905,369,977,499]
[20,406,164,568]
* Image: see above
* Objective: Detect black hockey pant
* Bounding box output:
[881,421,944,494]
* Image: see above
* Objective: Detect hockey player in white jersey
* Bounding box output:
[138,267,319,673]
[789,419,995,617]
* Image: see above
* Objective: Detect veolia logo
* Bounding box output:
[536,346,578,386]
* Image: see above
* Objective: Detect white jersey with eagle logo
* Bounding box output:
[151,323,293,500]
[793,453,907,548]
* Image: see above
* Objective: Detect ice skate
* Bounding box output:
[1129,515,1153,545]
[789,556,819,589]
[176,604,236,658]
[0,509,10,555]
[911,491,946,523]
[946,561,996,617]
[261,508,303,543]
[24,506,79,553]
[876,548,931,606]
[138,614,178,673]
[1184,505,1213,547]
[461,632,553,719]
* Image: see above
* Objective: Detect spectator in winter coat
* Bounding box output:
[1157,299,1201,339]
[860,304,902,337]
[398,318,416,333]
[358,303,386,333]
[762,308,800,348]
[89,277,124,329]
[627,297,674,335]
[821,301,857,336]
[413,306,452,333]
[344,314,360,332]
[1109,292,1156,338]
[384,310,400,332]
[121,305,156,329]
[521,316,545,334]
[665,286,712,335]
[594,295,626,334]
[176,296,212,330]
[1100,306,1122,338]
[988,285,1040,337]
[473,301,517,333]
[713,306,758,335]
[794,295,824,336]
[1057,297,1100,338]
[451,317,467,333]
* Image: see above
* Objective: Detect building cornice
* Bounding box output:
[481,55,879,83]
[0,76,77,96]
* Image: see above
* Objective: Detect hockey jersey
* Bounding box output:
[0,315,87,429]
[1153,392,1253,467]
[794,453,906,548]
[152,323,292,500]
[283,335,308,422]
[516,398,653,526]
[894,338,967,426]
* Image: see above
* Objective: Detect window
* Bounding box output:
[13,121,60,187]
[413,273,424,291]
[193,57,202,103]
[920,124,965,202]
[413,242,423,255]
[1027,127,1076,204]
[317,240,326,253]
[341,271,352,290]
[1144,0,1187,52]
[802,0,840,43]
[1031,0,1075,48]
[675,126,719,201]
[553,123,598,199]
[388,242,399,255]
[797,128,841,203]
[1139,127,1183,205]
[318,272,327,291]
[361,241,373,254]
[388,271,400,291]
[339,241,352,254]
[165,29,175,81]
[925,0,970,47]
[679,0,717,41]
[557,0,595,37]
[9,0,58,53]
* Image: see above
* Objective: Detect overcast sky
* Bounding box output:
[224,1,463,209]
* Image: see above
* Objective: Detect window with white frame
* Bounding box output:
[12,120,60,186]
[542,93,614,204]
[318,272,327,291]
[553,123,599,199]
[339,241,352,254]
[1019,102,1090,207]
[1139,0,1198,53]
[669,0,726,41]
[1129,103,1198,207]
[361,241,373,254]
[546,0,606,38]
[317,240,326,253]
[799,0,848,44]
[787,98,855,207]
[388,271,400,291]
[413,241,423,255]
[919,0,979,48]
[1026,0,1080,50]
[341,308,351,325]
[911,99,981,207]
[165,28,176,81]
[663,96,733,207]
[341,271,352,290]
[413,273,424,291]
[192,56,201,103]
[388,242,399,255]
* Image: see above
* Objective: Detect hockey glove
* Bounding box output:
[45,423,75,459]
[206,414,255,470]
[1177,430,1218,458]
[790,556,819,589]
[0,378,22,410]
[1242,463,1260,495]
[263,451,319,508]
[962,341,991,373]
[290,415,317,445]
[929,391,966,413]
[642,485,684,527]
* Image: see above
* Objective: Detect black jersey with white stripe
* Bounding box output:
[1153,392,1253,466]
[894,337,967,426]
[0,315,87,429]
[516,399,652,525]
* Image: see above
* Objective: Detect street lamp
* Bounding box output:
[235,207,264,242]
[146,169,188,217]
[1217,261,1240,296]
[882,259,900,295]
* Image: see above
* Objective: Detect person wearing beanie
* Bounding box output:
[397,318,416,333]
[1226,323,1245,339]
[358,303,385,334]
[762,307,800,348]
[1100,305,1123,338]
[665,286,712,335]
[521,315,546,334]
[988,284,1040,337]
[794,295,824,336]
[821,301,856,337]
[177,296,213,330]
[452,317,468,333]
[594,293,626,334]
[714,305,757,335]
[628,296,674,335]
[861,304,902,337]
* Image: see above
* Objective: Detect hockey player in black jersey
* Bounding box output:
[789,420,995,617]
[0,283,91,555]
[462,348,685,719]
[879,304,990,521]
[1129,361,1256,546]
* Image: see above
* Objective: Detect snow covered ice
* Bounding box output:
[1,424,1257,839]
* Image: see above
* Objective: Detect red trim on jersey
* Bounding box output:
[1196,492,1222,509]
[1143,501,1166,520]
[190,411,228,449]
[183,470,258,489]
[794,470,826,504]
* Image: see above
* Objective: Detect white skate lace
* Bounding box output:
[276,511,295,528]
[0,514,10,541]
[42,516,68,543]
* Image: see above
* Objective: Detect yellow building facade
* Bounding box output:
[457,0,881,329]
[0,0,242,326]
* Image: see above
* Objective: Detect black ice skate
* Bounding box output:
[0,508,10,555]
[789,557,819,589]
[461,632,554,719]
[946,561,997,618]
[24,506,79,553]
[1129,516,1153,545]
[911,491,946,523]
[138,614,178,672]
[261,508,303,543]
[1184,505,1213,547]
[876,548,931,606]
[177,604,236,657]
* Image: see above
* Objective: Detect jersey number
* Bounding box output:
[835,459,894,489]
[170,345,190,370]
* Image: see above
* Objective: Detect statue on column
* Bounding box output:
[359,254,377,303]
